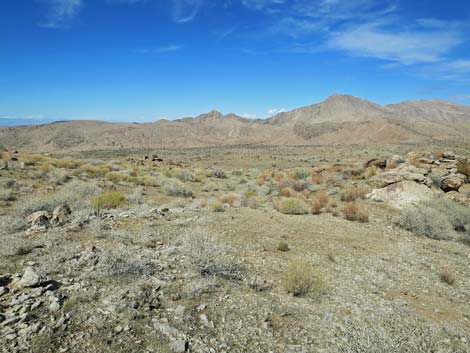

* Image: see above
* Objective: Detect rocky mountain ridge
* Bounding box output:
[1,94,470,152]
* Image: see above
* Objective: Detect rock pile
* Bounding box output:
[0,267,66,353]
[368,151,469,208]
[25,204,71,235]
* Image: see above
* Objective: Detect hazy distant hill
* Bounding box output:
[1,94,470,152]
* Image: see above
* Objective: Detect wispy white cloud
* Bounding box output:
[39,0,82,28]
[426,60,470,80]
[171,0,203,23]
[325,22,464,65]
[133,45,184,54]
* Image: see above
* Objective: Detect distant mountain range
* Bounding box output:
[2,94,470,152]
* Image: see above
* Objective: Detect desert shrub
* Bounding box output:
[105,171,126,184]
[283,259,324,297]
[280,187,294,197]
[0,189,15,202]
[95,251,155,278]
[80,164,110,178]
[40,163,53,175]
[334,316,470,353]
[279,178,309,192]
[16,181,101,215]
[211,201,225,212]
[53,158,82,169]
[162,178,193,197]
[0,215,26,233]
[277,198,309,215]
[316,191,329,208]
[457,160,470,177]
[277,241,289,252]
[426,198,470,232]
[440,268,456,285]
[194,169,209,182]
[212,169,227,179]
[342,202,369,222]
[93,192,126,214]
[340,186,367,202]
[127,187,144,204]
[179,232,243,281]
[311,200,323,215]
[219,192,239,206]
[397,206,454,240]
[311,174,323,184]
[241,191,261,209]
[137,175,159,187]
[293,168,310,180]
[365,165,377,178]
[175,169,194,182]
[21,154,44,166]
[0,144,6,152]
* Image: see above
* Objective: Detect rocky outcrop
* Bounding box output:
[368,151,469,207]
[367,181,435,209]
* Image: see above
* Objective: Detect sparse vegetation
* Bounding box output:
[277,241,289,252]
[340,186,367,202]
[162,178,193,197]
[277,198,309,215]
[16,181,101,215]
[93,191,126,214]
[440,268,456,285]
[342,202,369,222]
[397,205,454,240]
[283,259,324,297]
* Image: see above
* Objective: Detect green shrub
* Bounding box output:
[294,168,310,180]
[93,192,126,214]
[17,181,101,215]
[241,191,261,209]
[426,198,470,232]
[211,201,225,212]
[0,144,6,152]
[162,179,193,197]
[397,206,454,240]
[278,198,309,215]
[105,172,126,184]
[283,260,324,297]
[277,241,289,252]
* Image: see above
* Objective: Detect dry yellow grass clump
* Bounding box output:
[93,191,126,214]
[342,202,369,222]
[277,198,309,215]
[283,260,324,297]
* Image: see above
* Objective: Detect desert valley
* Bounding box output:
[1,94,470,352]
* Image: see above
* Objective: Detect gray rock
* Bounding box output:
[17,267,43,288]
[172,339,188,353]
[367,181,434,209]
[26,211,50,227]
[51,204,71,227]
[441,174,465,192]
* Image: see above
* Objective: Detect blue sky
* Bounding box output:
[1,0,470,124]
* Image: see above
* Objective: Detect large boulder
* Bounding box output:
[51,204,71,227]
[370,164,431,188]
[26,211,50,227]
[441,174,466,192]
[367,180,435,209]
[17,267,44,288]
